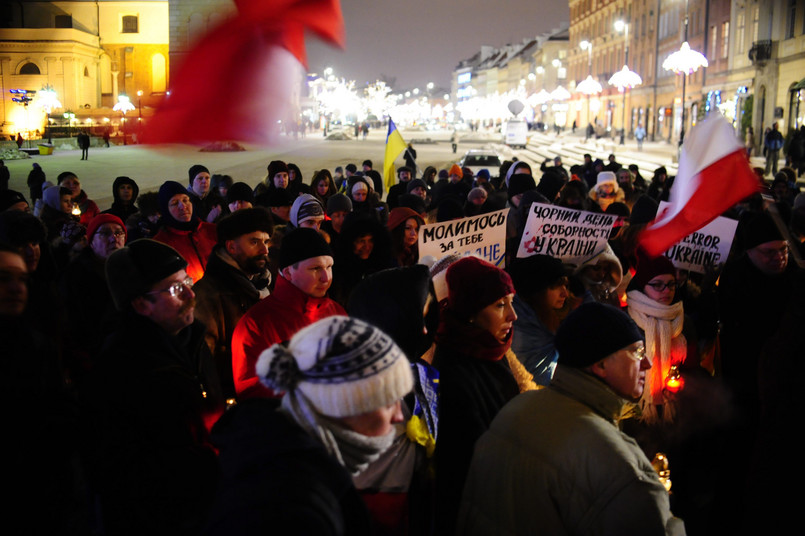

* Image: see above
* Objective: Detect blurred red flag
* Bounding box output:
[141,0,344,145]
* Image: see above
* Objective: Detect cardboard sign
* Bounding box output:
[658,201,738,273]
[517,202,616,267]
[419,209,508,267]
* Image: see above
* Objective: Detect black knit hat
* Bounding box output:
[536,171,566,202]
[555,302,643,368]
[267,160,289,179]
[279,228,332,269]
[508,173,537,200]
[105,239,188,311]
[629,195,659,225]
[188,164,209,185]
[158,181,190,218]
[744,211,783,249]
[326,193,353,215]
[265,188,294,208]
[507,254,566,297]
[0,209,46,246]
[216,207,273,244]
[0,190,28,212]
[226,182,255,204]
[345,163,358,174]
[362,159,373,168]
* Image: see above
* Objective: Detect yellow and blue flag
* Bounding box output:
[383,118,408,192]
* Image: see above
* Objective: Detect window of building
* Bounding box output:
[54,14,72,28]
[19,62,40,75]
[710,25,717,59]
[786,0,796,39]
[721,22,730,58]
[737,11,746,54]
[752,5,759,42]
[122,15,139,33]
[84,66,89,77]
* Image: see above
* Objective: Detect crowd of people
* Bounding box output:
[0,146,801,535]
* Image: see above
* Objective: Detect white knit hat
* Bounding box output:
[256,316,413,417]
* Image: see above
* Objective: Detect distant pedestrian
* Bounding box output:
[745,126,755,158]
[77,131,90,160]
[103,127,111,148]
[16,133,23,149]
[404,142,417,172]
[635,123,646,151]
[764,122,784,176]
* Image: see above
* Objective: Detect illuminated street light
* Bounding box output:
[578,40,595,138]
[663,42,707,144]
[550,86,571,101]
[608,66,643,89]
[612,19,633,144]
[114,94,135,145]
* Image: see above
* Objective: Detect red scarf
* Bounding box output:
[435,309,513,361]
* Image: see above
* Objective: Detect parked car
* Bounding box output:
[459,149,502,178]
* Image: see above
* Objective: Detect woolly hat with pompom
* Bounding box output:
[256,316,413,417]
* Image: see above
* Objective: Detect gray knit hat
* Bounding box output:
[326,193,353,216]
[290,194,324,227]
[256,316,414,417]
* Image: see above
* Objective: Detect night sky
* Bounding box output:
[306,0,568,92]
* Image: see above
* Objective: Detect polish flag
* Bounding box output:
[141,0,344,145]
[638,115,760,257]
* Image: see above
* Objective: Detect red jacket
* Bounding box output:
[153,221,217,282]
[231,275,346,400]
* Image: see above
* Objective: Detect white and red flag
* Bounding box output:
[638,114,760,257]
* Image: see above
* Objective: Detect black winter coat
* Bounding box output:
[86,313,224,535]
[206,399,372,535]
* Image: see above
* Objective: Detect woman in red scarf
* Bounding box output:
[432,256,534,534]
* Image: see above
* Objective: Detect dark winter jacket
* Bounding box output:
[206,399,372,536]
[86,313,224,535]
[193,246,270,399]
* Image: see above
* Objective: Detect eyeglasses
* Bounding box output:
[95,229,126,239]
[626,345,647,362]
[598,191,616,198]
[146,276,194,298]
[645,280,677,292]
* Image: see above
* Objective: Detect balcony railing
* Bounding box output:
[748,40,772,64]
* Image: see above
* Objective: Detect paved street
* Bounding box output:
[4,126,767,211]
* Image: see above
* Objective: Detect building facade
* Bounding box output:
[0,1,170,139]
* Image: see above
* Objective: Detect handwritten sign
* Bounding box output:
[516,202,616,267]
[658,201,738,273]
[419,209,508,267]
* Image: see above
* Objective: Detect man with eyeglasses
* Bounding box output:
[59,214,128,387]
[716,211,800,522]
[459,303,686,535]
[87,239,224,534]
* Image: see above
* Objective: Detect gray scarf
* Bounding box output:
[281,391,395,476]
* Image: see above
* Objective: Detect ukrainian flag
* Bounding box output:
[383,118,407,192]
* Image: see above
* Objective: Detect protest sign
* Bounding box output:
[517,202,616,266]
[658,201,738,273]
[418,209,508,266]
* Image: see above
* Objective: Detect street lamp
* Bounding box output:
[37,85,61,143]
[63,111,76,138]
[114,94,135,145]
[663,42,708,145]
[662,0,707,145]
[578,40,597,138]
[612,19,634,144]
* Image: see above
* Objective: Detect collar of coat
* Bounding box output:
[550,365,635,424]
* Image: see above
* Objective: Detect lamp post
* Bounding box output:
[137,90,143,119]
[662,0,707,145]
[37,85,61,144]
[114,94,135,145]
[63,111,75,138]
[613,19,631,144]
[579,40,598,138]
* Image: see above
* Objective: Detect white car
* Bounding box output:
[459,149,502,178]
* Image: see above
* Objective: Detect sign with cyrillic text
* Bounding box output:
[517,202,616,266]
[419,209,508,267]
[658,201,738,273]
